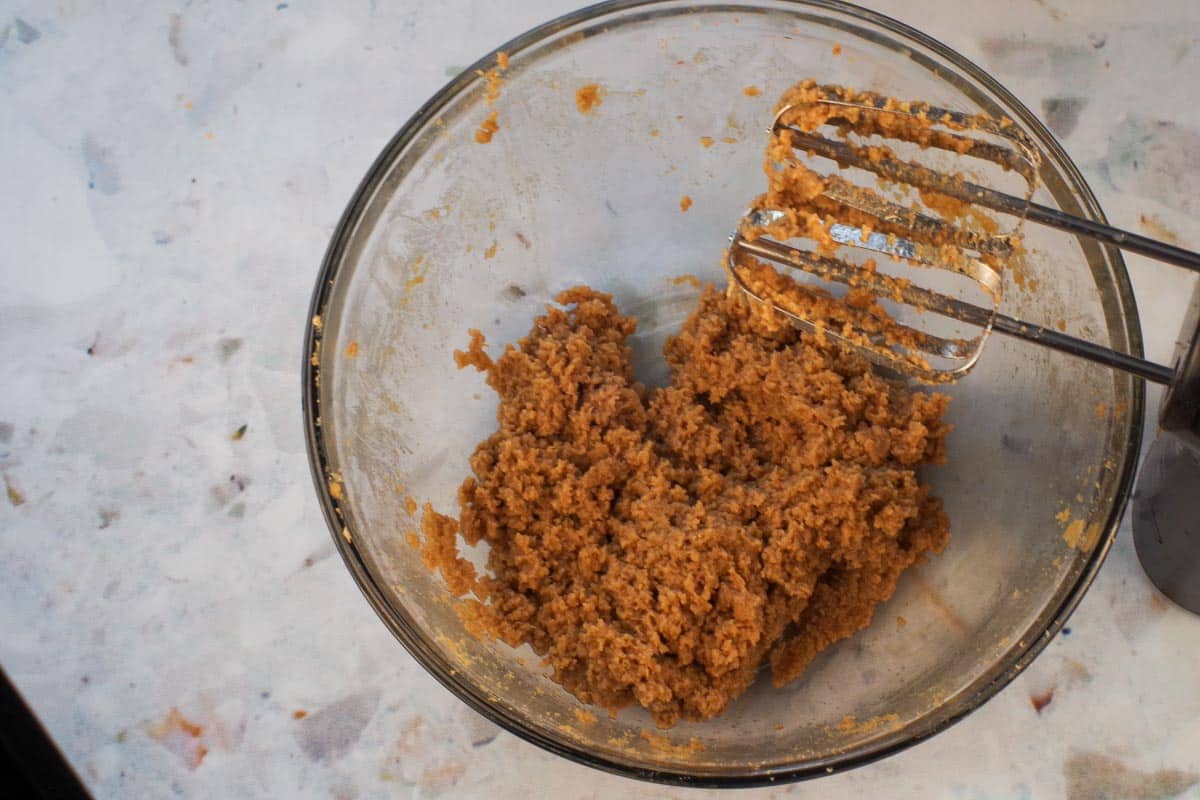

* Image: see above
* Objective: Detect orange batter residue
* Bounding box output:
[475,111,499,144]
[473,53,507,144]
[575,83,604,114]
[418,285,951,727]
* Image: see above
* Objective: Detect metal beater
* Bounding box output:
[727,83,1200,613]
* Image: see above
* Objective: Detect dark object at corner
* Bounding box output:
[0,667,93,800]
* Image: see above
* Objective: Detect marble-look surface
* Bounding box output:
[2,1,1198,798]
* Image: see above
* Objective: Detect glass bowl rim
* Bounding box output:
[301,0,1146,786]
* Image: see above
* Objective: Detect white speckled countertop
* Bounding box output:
[2,1,1199,798]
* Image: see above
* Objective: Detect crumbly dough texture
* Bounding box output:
[420,285,951,727]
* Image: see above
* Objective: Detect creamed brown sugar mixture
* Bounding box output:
[418,285,951,727]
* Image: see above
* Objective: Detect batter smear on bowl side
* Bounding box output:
[417,283,951,727]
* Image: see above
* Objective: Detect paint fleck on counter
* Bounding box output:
[1031,688,1054,713]
[1065,752,1198,800]
[14,18,42,44]
[5,474,25,506]
[295,689,380,762]
[148,708,209,770]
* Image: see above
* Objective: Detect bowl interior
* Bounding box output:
[308,0,1141,784]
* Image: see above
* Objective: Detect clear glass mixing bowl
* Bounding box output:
[303,0,1144,786]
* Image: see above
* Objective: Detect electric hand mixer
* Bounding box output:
[726,83,1200,612]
